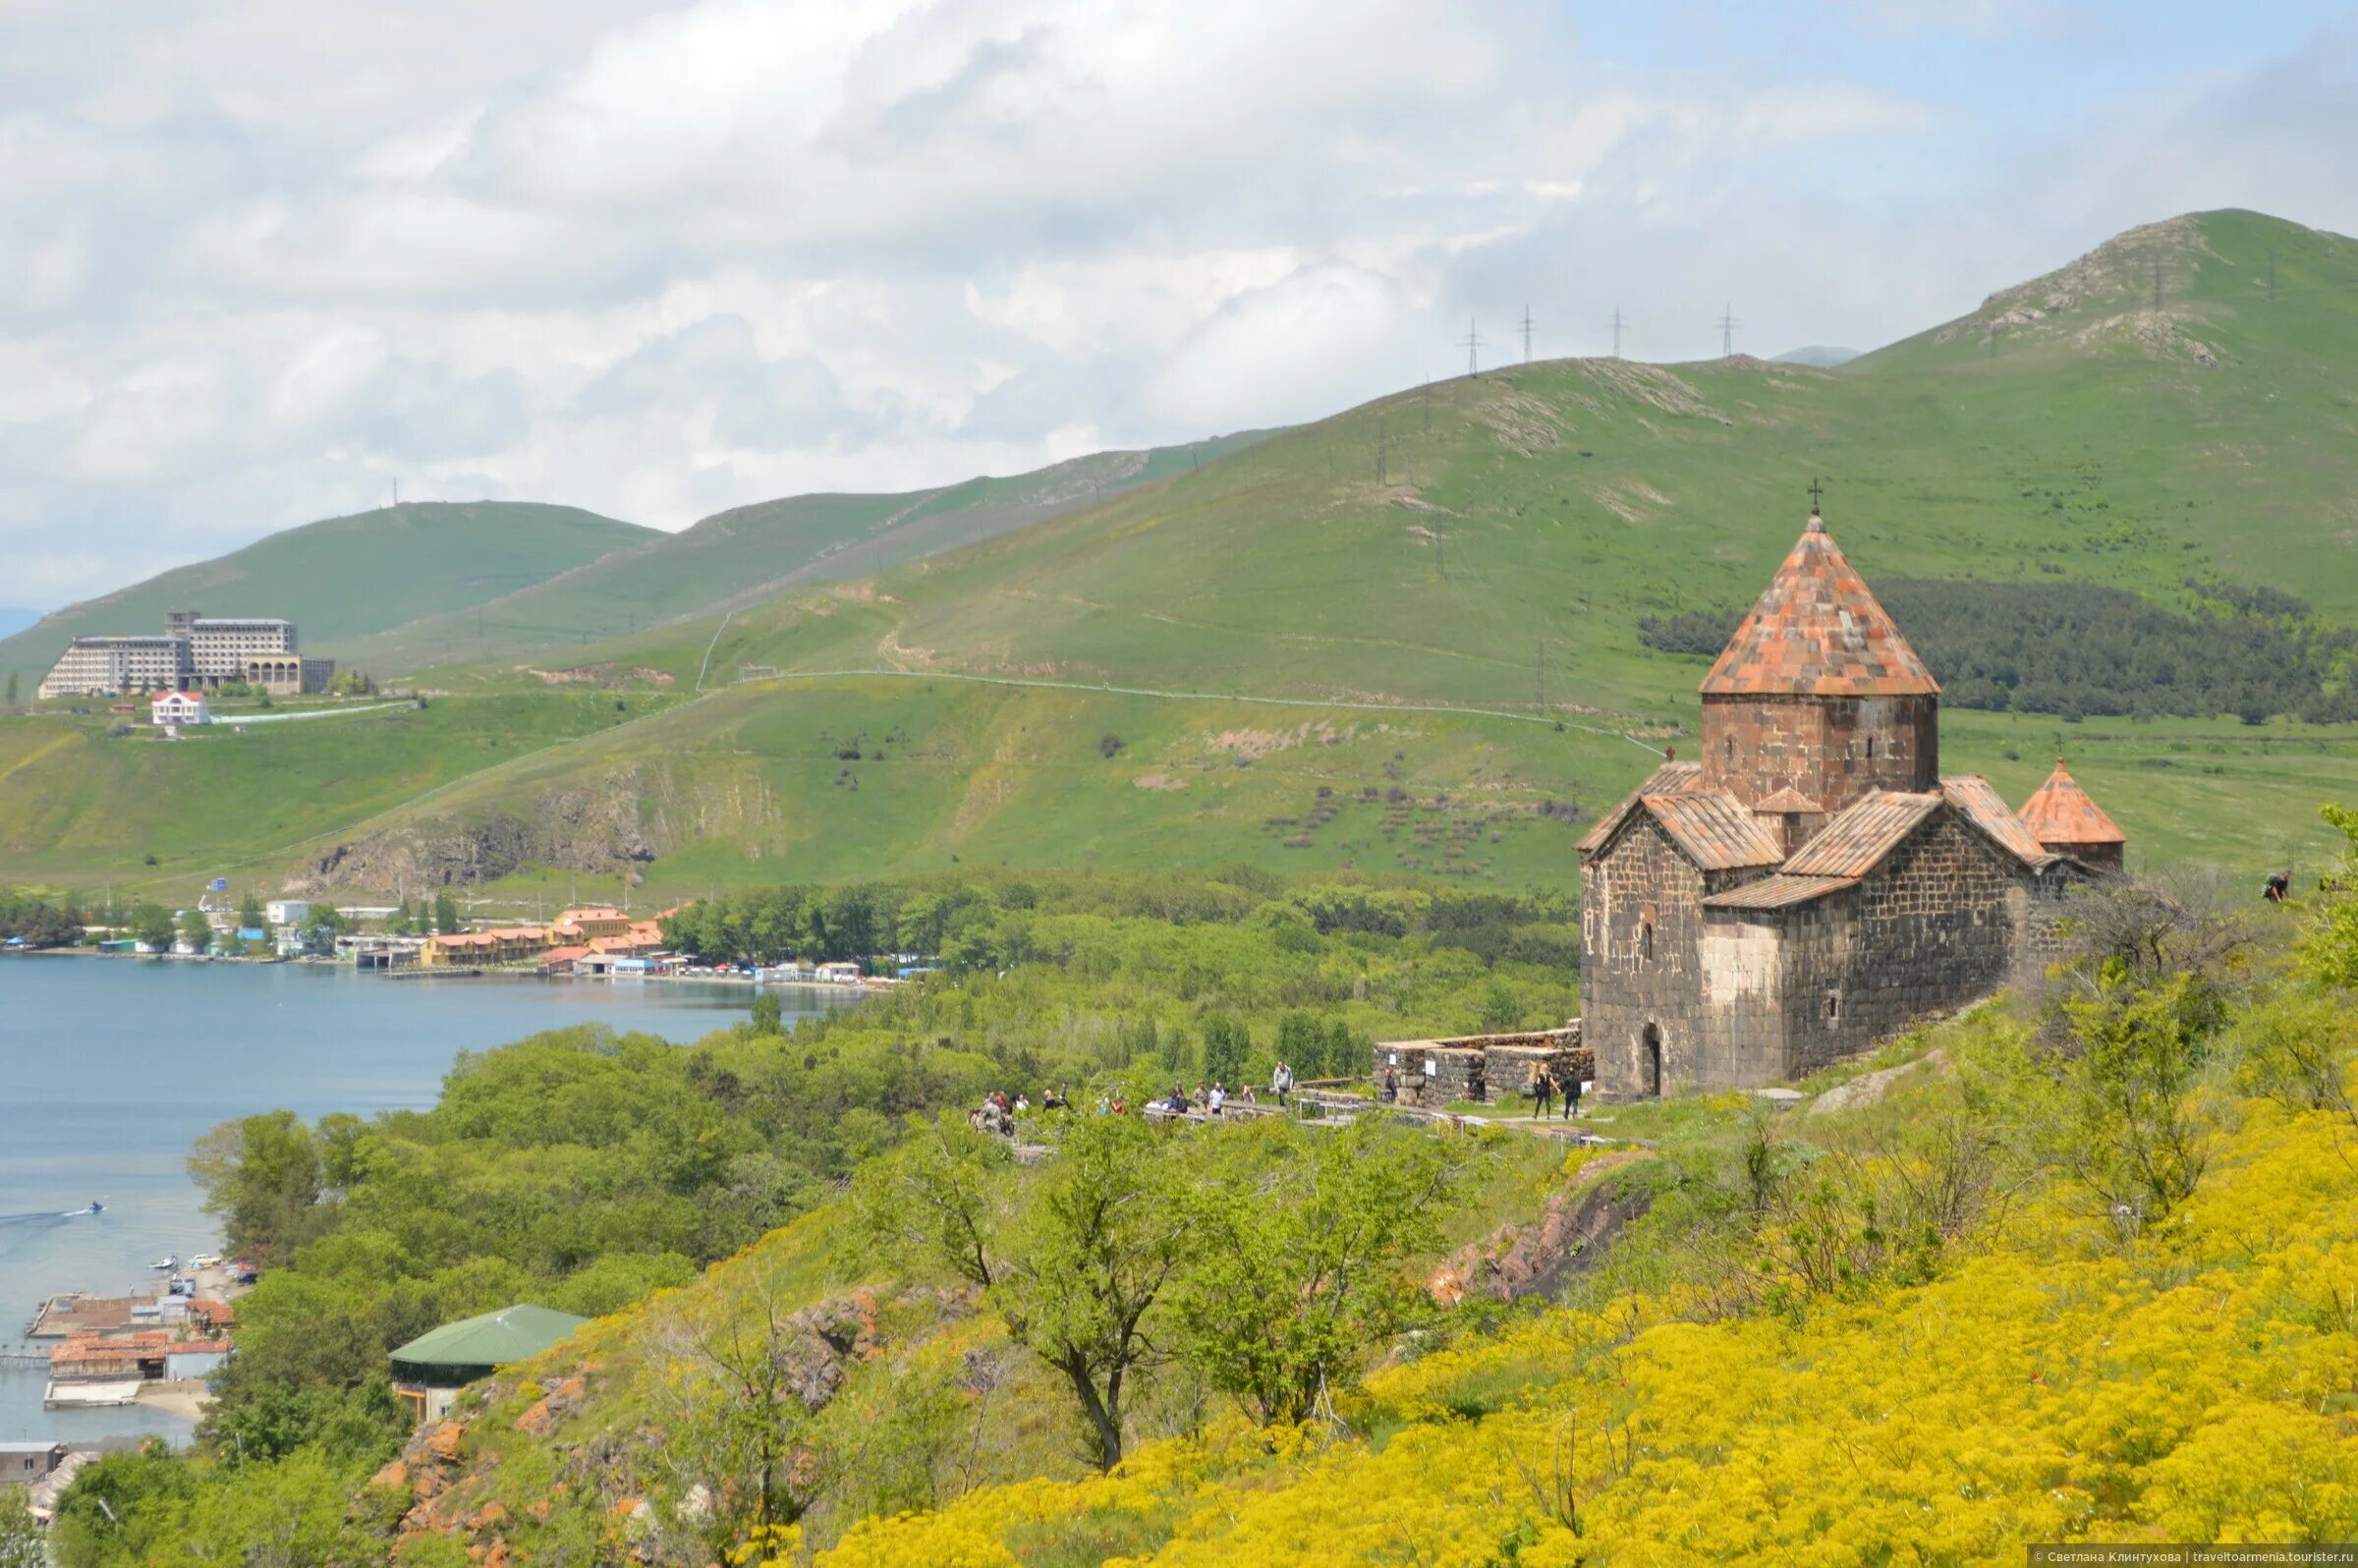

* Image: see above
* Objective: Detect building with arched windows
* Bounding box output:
[1577,509,2124,1096]
[37,609,335,699]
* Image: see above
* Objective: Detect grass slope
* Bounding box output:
[0,502,655,691]
[12,210,2358,894]
[0,693,683,892]
[336,432,1273,677]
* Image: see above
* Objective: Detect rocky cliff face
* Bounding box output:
[285,777,656,894]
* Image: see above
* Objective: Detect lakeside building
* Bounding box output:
[1577,507,2124,1097]
[38,608,335,699]
[0,1441,67,1489]
[390,1304,585,1425]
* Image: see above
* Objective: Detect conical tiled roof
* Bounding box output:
[2018,759,2125,846]
[1700,514,1940,698]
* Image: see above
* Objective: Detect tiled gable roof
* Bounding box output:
[1702,872,1859,910]
[2018,759,2125,846]
[1575,757,1704,855]
[1640,792,1785,870]
[1700,515,1940,698]
[1782,791,1943,877]
[1939,775,2048,865]
[1754,786,1824,813]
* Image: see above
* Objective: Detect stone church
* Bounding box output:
[1577,508,2125,1096]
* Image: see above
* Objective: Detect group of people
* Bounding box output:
[970,1060,1317,1133]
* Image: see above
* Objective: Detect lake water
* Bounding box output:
[0,956,844,1443]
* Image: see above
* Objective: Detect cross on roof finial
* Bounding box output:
[1807,476,1825,513]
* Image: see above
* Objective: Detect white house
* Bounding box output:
[150,691,210,726]
[265,900,310,926]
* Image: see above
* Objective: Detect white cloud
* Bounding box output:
[1,0,2353,609]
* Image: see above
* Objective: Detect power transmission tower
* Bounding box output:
[1463,316,1484,377]
[1607,308,1626,358]
[1717,304,1740,358]
[1521,305,1534,364]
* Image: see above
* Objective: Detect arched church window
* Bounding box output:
[1866,736,1877,760]
[1640,918,1655,962]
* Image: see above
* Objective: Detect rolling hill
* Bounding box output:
[7,208,2358,898]
[328,432,1273,676]
[0,502,656,692]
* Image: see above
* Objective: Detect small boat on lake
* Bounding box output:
[149,1255,177,1271]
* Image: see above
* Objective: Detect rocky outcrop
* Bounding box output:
[285,778,655,894]
[1430,1151,1653,1306]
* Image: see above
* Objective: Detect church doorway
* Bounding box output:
[1640,1023,1663,1097]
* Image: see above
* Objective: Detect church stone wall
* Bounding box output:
[1765,813,2022,1078]
[1700,694,1938,813]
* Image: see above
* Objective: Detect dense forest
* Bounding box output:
[1639,577,2358,722]
[45,868,1580,1567]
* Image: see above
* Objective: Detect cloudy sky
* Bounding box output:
[6,0,2356,609]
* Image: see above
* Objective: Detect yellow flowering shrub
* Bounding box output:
[817,1097,2358,1564]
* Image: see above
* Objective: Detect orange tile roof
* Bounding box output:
[1701,514,1940,699]
[1754,786,1825,814]
[1702,873,1860,910]
[1640,792,1785,870]
[1940,776,2049,865]
[1576,758,1704,855]
[2018,759,2125,846]
[1783,791,1944,877]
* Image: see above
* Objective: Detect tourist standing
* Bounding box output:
[1563,1069,1583,1120]
[1272,1059,1294,1106]
[1529,1062,1554,1120]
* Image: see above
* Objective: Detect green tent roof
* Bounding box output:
[390,1304,587,1377]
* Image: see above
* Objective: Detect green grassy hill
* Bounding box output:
[0,502,655,692]
[333,433,1272,677]
[9,209,2358,898]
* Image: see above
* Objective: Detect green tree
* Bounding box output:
[177,908,213,952]
[1201,1014,1249,1088]
[0,1487,41,1568]
[1478,979,1523,1033]
[130,902,176,950]
[2300,803,2358,990]
[432,892,460,934]
[238,892,266,931]
[189,1110,328,1265]
[2,672,17,708]
[859,1114,1182,1470]
[1171,1118,1460,1425]
[2058,975,2222,1228]
[750,991,783,1034]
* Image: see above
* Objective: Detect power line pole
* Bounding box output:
[1521,305,1534,364]
[1463,316,1483,378]
[1717,304,1740,358]
[1607,308,1626,358]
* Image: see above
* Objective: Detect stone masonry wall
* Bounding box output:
[1765,812,2023,1078]
[1699,694,1938,813]
[1582,814,1715,1096]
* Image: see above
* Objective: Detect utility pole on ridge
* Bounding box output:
[1607,308,1626,359]
[1521,305,1534,364]
[1463,316,1483,378]
[1717,304,1740,359]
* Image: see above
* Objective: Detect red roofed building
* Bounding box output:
[1580,507,2123,1096]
